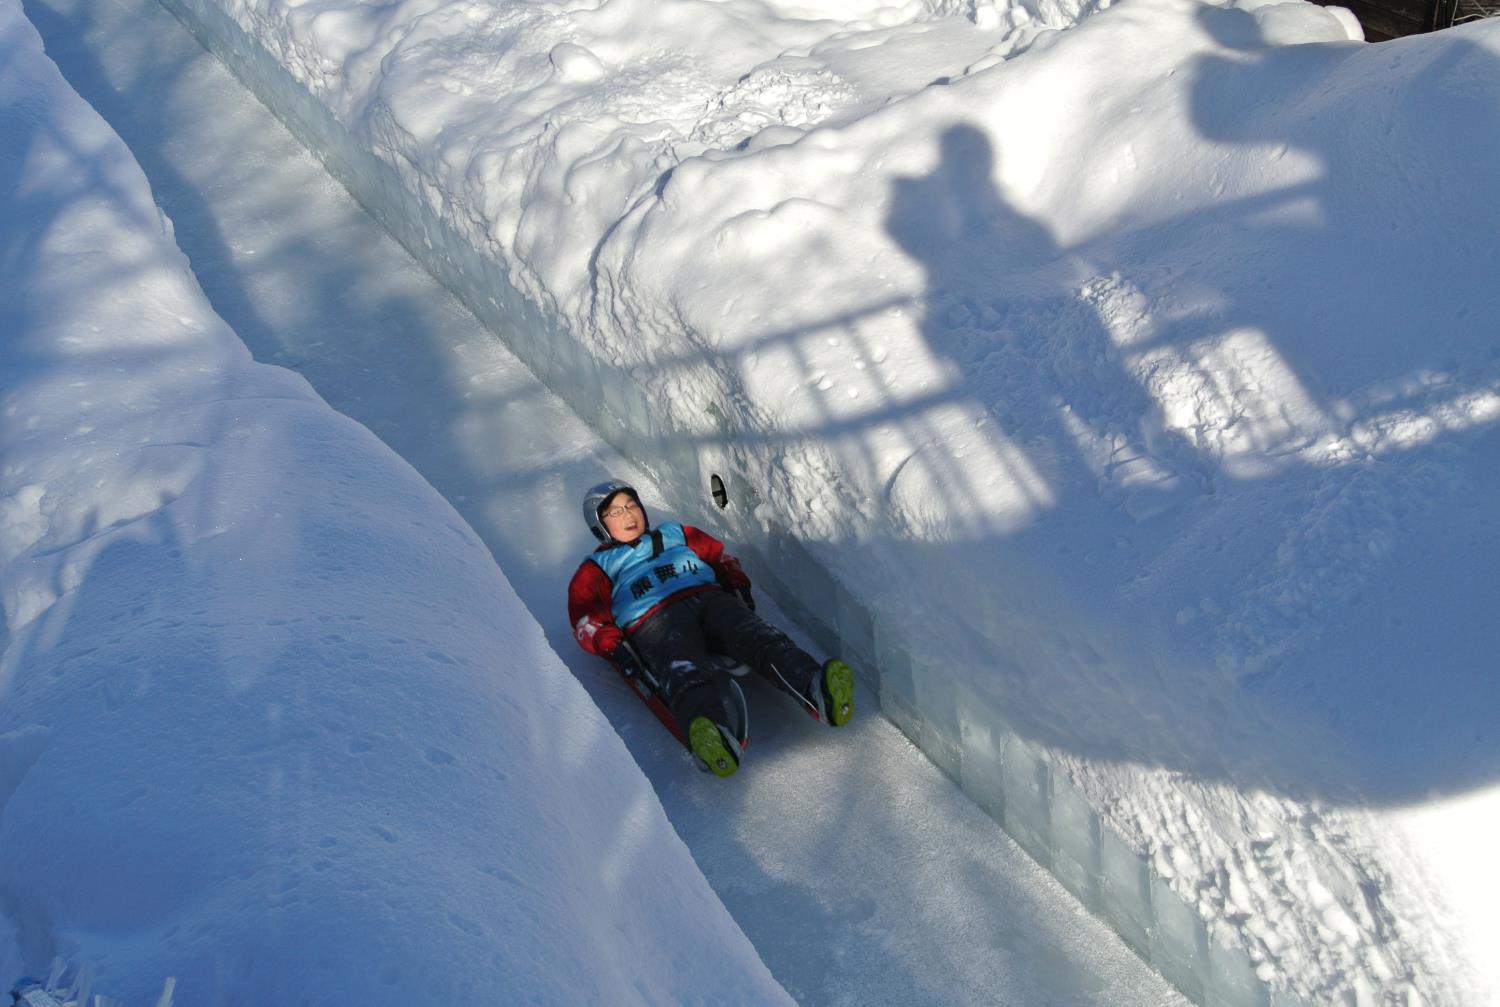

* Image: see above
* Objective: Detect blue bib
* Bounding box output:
[592,522,718,627]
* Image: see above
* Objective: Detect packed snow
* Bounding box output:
[1,0,1190,1000]
[123,0,1500,998]
[0,4,802,1002]
[6,0,1500,995]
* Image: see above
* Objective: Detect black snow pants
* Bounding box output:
[628,588,822,731]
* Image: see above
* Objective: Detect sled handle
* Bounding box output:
[615,638,663,690]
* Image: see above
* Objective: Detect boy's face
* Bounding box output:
[601,491,645,544]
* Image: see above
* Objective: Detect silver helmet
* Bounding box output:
[582,480,648,542]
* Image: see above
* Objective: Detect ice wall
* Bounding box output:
[145,0,1490,1001]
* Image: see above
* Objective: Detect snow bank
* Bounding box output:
[140,0,1500,999]
[0,5,794,1003]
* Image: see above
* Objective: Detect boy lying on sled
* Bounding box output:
[567,479,854,777]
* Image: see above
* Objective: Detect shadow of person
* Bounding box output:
[878,38,1500,808]
[887,124,1060,278]
[875,124,1273,788]
[888,125,1202,531]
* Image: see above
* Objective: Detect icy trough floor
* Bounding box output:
[19,0,1189,1000]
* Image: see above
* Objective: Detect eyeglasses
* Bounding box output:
[603,500,641,520]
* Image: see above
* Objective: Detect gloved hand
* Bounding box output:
[732,587,755,611]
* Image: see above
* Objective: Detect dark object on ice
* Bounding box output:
[1311,0,1491,40]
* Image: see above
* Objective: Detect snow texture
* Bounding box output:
[13,0,1500,997]
[14,0,1193,998]
[0,5,794,1003]
[140,0,1500,998]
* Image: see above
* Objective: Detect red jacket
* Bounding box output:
[567,524,751,658]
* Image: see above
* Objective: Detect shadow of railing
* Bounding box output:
[44,0,1500,997]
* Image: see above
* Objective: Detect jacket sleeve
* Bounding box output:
[682,525,752,591]
[567,559,624,658]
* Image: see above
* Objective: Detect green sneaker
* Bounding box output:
[689,716,739,778]
[821,660,855,727]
